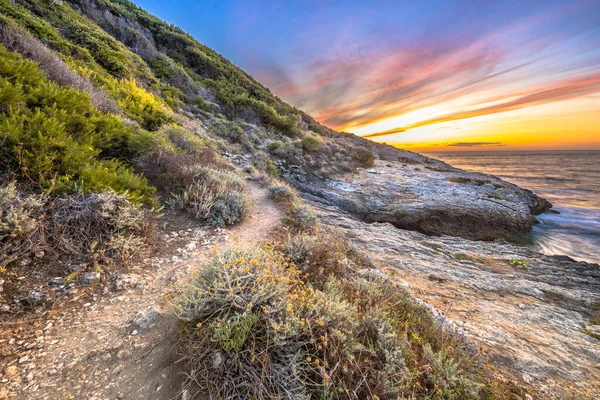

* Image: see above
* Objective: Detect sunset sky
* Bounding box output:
[134,0,600,151]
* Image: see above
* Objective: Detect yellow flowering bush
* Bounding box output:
[176,230,504,399]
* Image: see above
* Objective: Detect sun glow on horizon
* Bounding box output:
[344,93,600,151]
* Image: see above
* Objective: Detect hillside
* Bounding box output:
[1,1,598,399]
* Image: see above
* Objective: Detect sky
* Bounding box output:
[132,0,600,151]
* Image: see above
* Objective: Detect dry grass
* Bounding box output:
[0,181,150,269]
[166,166,251,226]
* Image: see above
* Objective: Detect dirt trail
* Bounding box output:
[0,182,284,400]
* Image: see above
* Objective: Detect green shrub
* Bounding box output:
[268,181,299,205]
[267,140,283,153]
[353,147,375,167]
[103,77,173,131]
[0,45,155,204]
[301,134,322,152]
[284,203,318,232]
[175,246,310,399]
[251,152,279,177]
[167,166,250,226]
[281,228,362,286]
[159,123,207,154]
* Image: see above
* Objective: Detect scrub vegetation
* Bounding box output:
[0,1,528,398]
[175,210,526,399]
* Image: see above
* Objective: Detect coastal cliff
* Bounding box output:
[0,1,597,399]
[311,200,600,397]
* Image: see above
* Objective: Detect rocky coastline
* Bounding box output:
[295,155,599,397]
[297,157,552,241]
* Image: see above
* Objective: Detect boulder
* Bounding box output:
[297,159,551,240]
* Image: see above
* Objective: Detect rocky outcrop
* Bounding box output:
[312,202,600,398]
[297,157,551,240]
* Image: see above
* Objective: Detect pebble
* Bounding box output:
[49,277,66,287]
[116,349,131,360]
[131,310,161,332]
[80,272,100,285]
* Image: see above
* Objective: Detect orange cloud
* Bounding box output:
[363,72,600,138]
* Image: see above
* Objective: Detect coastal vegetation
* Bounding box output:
[0,0,571,398]
[175,215,515,399]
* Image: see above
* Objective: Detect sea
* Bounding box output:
[423,150,600,265]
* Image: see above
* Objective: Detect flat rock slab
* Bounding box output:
[314,202,600,398]
[299,158,551,240]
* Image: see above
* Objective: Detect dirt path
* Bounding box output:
[0,182,284,400]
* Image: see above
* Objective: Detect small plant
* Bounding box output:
[353,146,375,167]
[251,152,280,177]
[284,203,318,232]
[590,303,600,325]
[267,140,283,153]
[448,177,471,184]
[423,344,484,398]
[581,324,600,341]
[508,259,528,269]
[159,123,207,154]
[301,134,322,152]
[167,166,250,226]
[268,181,299,205]
[488,194,510,201]
[454,253,488,264]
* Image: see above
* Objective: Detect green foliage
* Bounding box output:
[0,45,155,204]
[301,134,322,152]
[353,146,375,167]
[508,259,528,269]
[103,77,173,131]
[158,123,207,154]
[268,181,299,205]
[251,152,279,177]
[267,140,283,152]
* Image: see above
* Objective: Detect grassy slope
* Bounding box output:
[0,1,531,398]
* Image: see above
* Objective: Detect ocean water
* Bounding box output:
[423,150,600,264]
